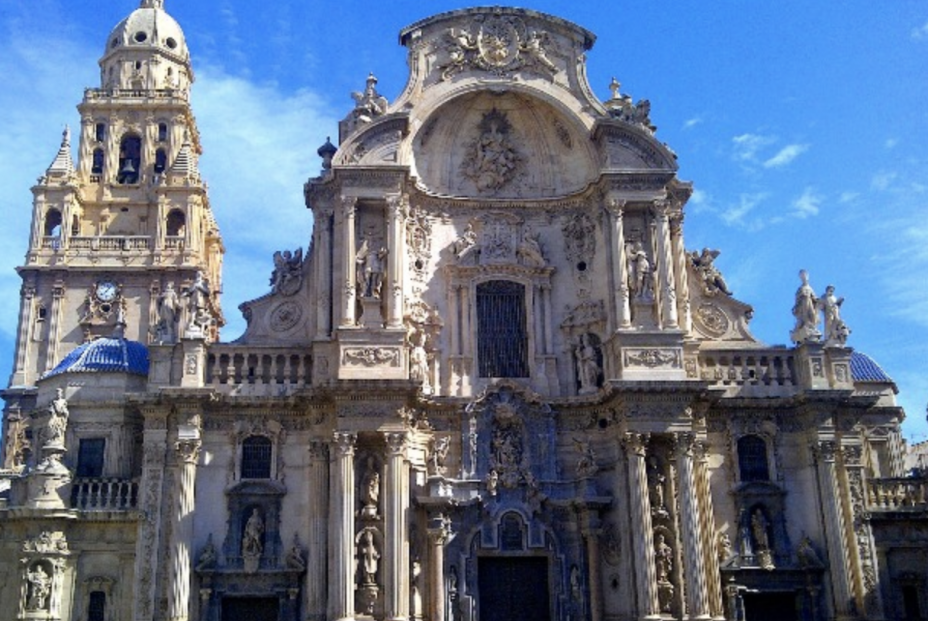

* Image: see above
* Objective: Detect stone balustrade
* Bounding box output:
[71,477,139,510]
[84,87,188,101]
[163,236,185,250]
[696,349,797,396]
[69,236,152,251]
[206,347,312,395]
[867,477,928,511]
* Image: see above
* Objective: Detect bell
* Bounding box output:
[120,159,136,174]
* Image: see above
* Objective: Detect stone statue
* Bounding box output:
[797,535,823,568]
[573,437,597,477]
[285,535,306,571]
[751,508,770,551]
[182,270,212,334]
[453,221,479,264]
[242,508,264,557]
[690,248,732,296]
[574,334,601,395]
[655,534,673,583]
[717,532,733,563]
[409,330,430,391]
[648,456,666,513]
[25,564,51,611]
[44,388,69,448]
[356,237,388,299]
[155,282,179,343]
[627,241,653,300]
[361,457,380,517]
[517,232,545,267]
[350,73,388,122]
[196,535,217,571]
[569,564,582,601]
[487,469,499,496]
[818,285,850,345]
[411,559,424,619]
[790,269,820,343]
[270,248,303,296]
[359,529,380,585]
[430,435,451,475]
[461,109,520,193]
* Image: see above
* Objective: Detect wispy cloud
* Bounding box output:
[839,191,859,204]
[871,171,898,191]
[732,133,776,162]
[912,20,928,40]
[789,187,821,218]
[763,143,809,168]
[885,138,899,149]
[721,192,769,228]
[683,117,703,130]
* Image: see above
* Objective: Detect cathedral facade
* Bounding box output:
[1,3,925,621]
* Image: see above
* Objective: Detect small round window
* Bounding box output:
[165,37,177,50]
[134,31,148,43]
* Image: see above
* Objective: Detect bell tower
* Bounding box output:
[6,0,223,392]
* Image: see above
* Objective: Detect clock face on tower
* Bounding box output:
[95,280,118,303]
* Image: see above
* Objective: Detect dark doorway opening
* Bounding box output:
[221,596,278,621]
[743,591,798,621]
[478,556,550,621]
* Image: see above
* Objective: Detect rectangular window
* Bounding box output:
[76,438,106,478]
[477,280,528,378]
[88,591,106,621]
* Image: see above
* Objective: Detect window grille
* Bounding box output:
[241,436,273,479]
[88,591,106,621]
[738,435,770,482]
[76,438,106,478]
[477,280,528,378]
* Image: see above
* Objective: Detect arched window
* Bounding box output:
[738,435,770,482]
[44,208,62,237]
[87,591,106,621]
[117,134,142,184]
[95,123,106,142]
[241,436,272,479]
[158,122,168,142]
[154,148,167,174]
[91,148,104,175]
[476,280,528,378]
[166,209,186,236]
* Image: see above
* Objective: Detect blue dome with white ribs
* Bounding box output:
[850,351,893,383]
[43,338,150,379]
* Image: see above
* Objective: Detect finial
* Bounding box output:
[61,125,71,146]
[318,137,337,171]
[608,77,621,100]
[140,0,165,8]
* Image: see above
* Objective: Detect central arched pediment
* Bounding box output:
[411,91,598,200]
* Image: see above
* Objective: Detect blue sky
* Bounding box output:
[1,1,927,439]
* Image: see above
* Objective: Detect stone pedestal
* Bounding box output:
[27,445,71,509]
[359,297,384,329]
[607,330,686,381]
[337,329,407,380]
[795,342,829,390]
[180,337,206,388]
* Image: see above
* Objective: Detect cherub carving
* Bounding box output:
[270,248,303,296]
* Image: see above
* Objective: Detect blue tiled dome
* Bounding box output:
[43,337,150,379]
[850,351,893,383]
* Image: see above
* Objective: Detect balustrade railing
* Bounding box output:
[163,236,185,250]
[696,350,796,395]
[70,478,139,510]
[206,347,312,394]
[867,477,928,511]
[67,236,151,251]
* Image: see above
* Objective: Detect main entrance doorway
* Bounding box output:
[742,591,799,621]
[478,556,550,621]
[221,596,279,621]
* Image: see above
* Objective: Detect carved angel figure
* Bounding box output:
[519,30,557,73]
[350,73,388,121]
[517,232,546,267]
[270,248,303,295]
[690,248,732,296]
[430,436,451,475]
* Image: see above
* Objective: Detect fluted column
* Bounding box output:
[314,210,333,338]
[330,432,357,621]
[339,197,358,328]
[694,441,724,619]
[11,284,36,385]
[813,441,856,621]
[307,440,330,621]
[623,432,661,620]
[653,202,678,329]
[44,283,65,371]
[167,437,201,621]
[676,433,710,620]
[670,215,691,333]
[386,196,407,328]
[427,514,452,621]
[608,199,632,329]
[384,432,410,621]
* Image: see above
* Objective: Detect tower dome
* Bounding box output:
[99,0,193,91]
[42,337,150,379]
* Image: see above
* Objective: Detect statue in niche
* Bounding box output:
[361,457,380,518]
[182,270,212,334]
[460,108,520,193]
[409,330,431,392]
[356,236,388,299]
[153,282,180,343]
[25,563,51,611]
[411,560,424,619]
[647,456,666,515]
[242,508,264,558]
[690,248,732,296]
[790,269,821,344]
[195,535,217,571]
[751,508,775,570]
[486,469,499,496]
[270,248,303,296]
[452,221,479,265]
[574,334,601,395]
[43,388,69,449]
[430,436,451,475]
[359,529,380,585]
[626,241,653,300]
[569,564,582,601]
[654,534,673,584]
[447,565,459,621]
[517,231,546,267]
[818,284,850,345]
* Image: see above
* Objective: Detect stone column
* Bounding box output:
[694,441,724,619]
[339,197,358,328]
[330,432,357,621]
[11,284,36,386]
[386,196,407,329]
[608,199,632,329]
[167,437,201,621]
[307,440,330,621]
[622,432,661,620]
[675,433,710,620]
[812,441,856,621]
[315,210,333,339]
[44,282,65,372]
[384,432,410,621]
[653,202,678,329]
[580,510,605,621]
[670,215,691,333]
[427,514,452,621]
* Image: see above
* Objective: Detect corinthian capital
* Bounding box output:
[175,439,201,464]
[384,431,407,456]
[333,432,357,457]
[622,432,649,457]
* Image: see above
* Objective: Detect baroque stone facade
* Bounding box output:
[1,3,925,621]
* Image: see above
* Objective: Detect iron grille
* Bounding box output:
[241,436,273,479]
[477,280,528,378]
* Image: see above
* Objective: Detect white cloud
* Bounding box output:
[871,171,898,191]
[763,143,809,169]
[912,21,928,40]
[732,133,776,162]
[839,191,859,204]
[683,117,702,130]
[789,187,821,219]
[885,138,899,149]
[721,193,769,228]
